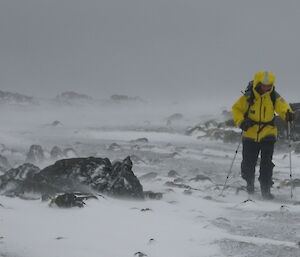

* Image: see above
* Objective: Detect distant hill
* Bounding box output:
[110,94,146,103]
[55,91,94,105]
[0,90,38,105]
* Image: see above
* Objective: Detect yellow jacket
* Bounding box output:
[232,71,292,142]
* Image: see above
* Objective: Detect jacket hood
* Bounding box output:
[253,71,276,88]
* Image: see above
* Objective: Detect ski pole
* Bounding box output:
[220,134,242,196]
[287,121,293,198]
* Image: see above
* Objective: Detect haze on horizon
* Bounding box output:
[1,0,300,107]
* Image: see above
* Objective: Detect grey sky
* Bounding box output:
[1,0,300,105]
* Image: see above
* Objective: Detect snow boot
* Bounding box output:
[246,180,254,194]
[260,185,274,200]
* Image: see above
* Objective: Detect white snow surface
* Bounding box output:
[1,104,300,257]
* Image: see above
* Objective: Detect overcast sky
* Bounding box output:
[1,0,300,105]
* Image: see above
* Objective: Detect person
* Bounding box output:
[232,71,294,199]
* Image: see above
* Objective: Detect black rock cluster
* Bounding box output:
[0,156,144,199]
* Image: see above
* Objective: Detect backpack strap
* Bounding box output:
[243,81,254,119]
[243,82,280,118]
[270,87,280,109]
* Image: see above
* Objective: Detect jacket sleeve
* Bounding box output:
[274,96,293,120]
[232,95,248,127]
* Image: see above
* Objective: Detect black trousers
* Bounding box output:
[241,138,275,187]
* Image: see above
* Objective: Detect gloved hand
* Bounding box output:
[239,118,254,131]
[285,111,295,122]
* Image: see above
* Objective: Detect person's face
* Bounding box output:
[258,82,273,93]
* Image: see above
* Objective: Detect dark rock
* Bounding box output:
[0,156,144,199]
[42,156,143,198]
[134,251,148,257]
[165,188,174,193]
[110,94,145,103]
[0,163,40,181]
[168,170,179,177]
[130,138,149,144]
[174,177,184,183]
[0,163,41,195]
[203,196,213,200]
[139,172,158,181]
[49,193,86,208]
[50,146,65,160]
[183,189,192,195]
[51,120,62,127]
[140,208,152,212]
[164,181,191,189]
[190,174,212,182]
[55,237,65,240]
[109,157,144,198]
[63,148,77,158]
[108,143,122,151]
[144,191,163,200]
[185,118,239,142]
[26,145,45,164]
[148,238,155,244]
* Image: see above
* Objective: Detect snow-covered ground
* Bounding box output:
[1,103,300,257]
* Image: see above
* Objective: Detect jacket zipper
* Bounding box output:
[264,106,266,119]
[257,96,263,141]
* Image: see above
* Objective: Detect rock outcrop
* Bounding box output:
[0,163,41,195]
[0,156,144,199]
[130,138,149,144]
[168,170,179,178]
[26,145,45,164]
